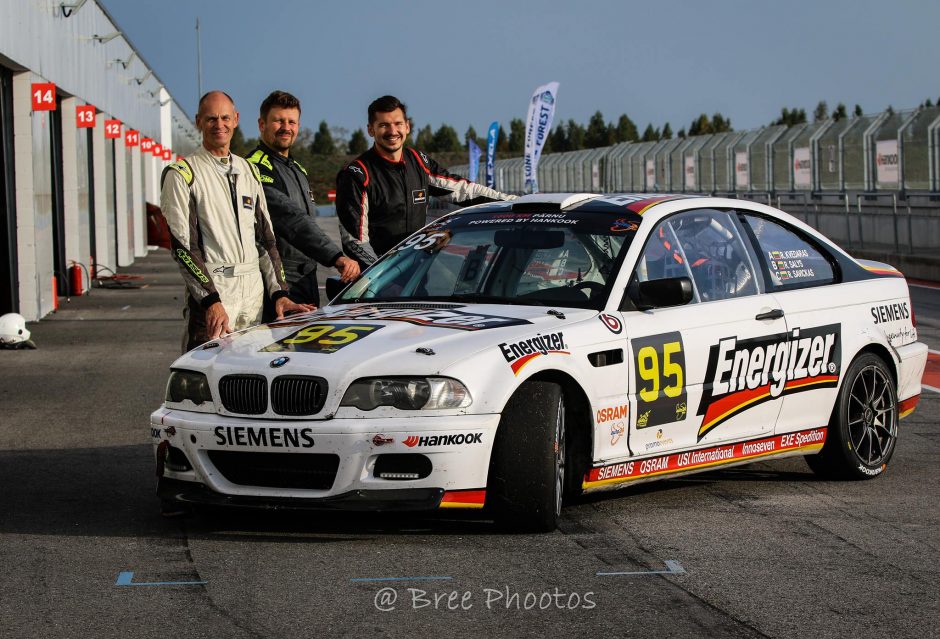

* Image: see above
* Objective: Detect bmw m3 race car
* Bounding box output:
[152,193,927,531]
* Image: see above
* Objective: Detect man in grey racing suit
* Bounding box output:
[160,91,312,352]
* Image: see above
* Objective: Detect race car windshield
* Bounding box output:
[338,211,639,310]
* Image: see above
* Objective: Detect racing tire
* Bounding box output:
[806,353,898,480]
[487,381,566,532]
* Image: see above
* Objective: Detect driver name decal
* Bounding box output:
[696,324,841,440]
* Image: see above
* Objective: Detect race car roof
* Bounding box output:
[498,192,696,215]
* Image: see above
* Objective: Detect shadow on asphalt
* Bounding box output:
[0,442,824,541]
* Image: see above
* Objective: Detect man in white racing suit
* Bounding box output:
[160,91,312,352]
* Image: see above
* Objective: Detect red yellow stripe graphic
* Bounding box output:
[698,375,838,439]
[510,350,570,375]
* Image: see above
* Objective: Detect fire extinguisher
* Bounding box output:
[69,264,84,296]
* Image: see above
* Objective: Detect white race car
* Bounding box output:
[152,193,927,531]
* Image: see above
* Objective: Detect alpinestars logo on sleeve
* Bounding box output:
[696,324,841,441]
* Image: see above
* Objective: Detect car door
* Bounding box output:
[738,212,843,434]
[623,209,788,456]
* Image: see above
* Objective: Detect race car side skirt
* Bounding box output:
[583,427,827,492]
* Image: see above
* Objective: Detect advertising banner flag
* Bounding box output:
[524,82,559,193]
[468,139,482,182]
[485,121,499,188]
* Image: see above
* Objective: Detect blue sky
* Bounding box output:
[103,0,937,140]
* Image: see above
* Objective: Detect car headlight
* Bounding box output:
[341,377,472,411]
[165,369,213,405]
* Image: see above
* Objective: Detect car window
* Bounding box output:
[636,210,759,303]
[337,211,636,310]
[741,213,835,289]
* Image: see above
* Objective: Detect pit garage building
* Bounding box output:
[0,0,198,320]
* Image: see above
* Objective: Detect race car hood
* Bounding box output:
[175,302,595,378]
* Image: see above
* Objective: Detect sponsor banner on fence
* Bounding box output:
[524,81,559,193]
[645,159,655,190]
[735,151,749,189]
[793,147,812,188]
[876,139,899,185]
[684,155,696,190]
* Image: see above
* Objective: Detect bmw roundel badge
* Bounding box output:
[270,356,290,368]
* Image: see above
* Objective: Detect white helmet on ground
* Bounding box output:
[0,313,30,345]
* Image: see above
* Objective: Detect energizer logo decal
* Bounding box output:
[696,324,841,440]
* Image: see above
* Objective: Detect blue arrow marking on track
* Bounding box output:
[115,571,207,586]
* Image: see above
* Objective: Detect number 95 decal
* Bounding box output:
[261,323,382,354]
[631,331,687,428]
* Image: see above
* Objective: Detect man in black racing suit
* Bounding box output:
[247,90,359,308]
[336,95,516,268]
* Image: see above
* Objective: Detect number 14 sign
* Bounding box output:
[31,83,56,111]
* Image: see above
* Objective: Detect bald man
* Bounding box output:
[160,91,313,352]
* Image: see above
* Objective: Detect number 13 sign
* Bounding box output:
[76,105,96,128]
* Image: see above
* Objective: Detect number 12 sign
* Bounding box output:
[31,83,56,111]
[104,120,122,139]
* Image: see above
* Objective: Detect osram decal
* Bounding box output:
[499,332,569,375]
[696,324,841,441]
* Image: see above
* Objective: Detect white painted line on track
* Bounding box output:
[597,560,686,576]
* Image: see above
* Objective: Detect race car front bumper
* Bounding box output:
[150,408,500,511]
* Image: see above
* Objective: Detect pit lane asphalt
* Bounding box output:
[0,218,937,639]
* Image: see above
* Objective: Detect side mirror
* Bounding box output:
[325,276,346,302]
[623,276,693,311]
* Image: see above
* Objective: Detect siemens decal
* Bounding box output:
[696,324,841,440]
[214,426,314,448]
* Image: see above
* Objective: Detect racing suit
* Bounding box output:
[160,145,289,352]
[246,142,343,307]
[336,146,515,266]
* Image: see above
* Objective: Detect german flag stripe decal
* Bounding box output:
[899,394,920,419]
[439,489,486,509]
